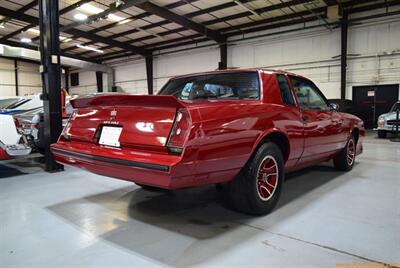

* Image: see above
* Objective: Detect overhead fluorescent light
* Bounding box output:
[28,28,70,42]
[76,44,104,53]
[20,37,32,43]
[79,3,104,14]
[77,3,126,22]
[27,28,40,34]
[108,13,125,22]
[74,13,88,21]
[117,18,132,25]
[62,38,73,43]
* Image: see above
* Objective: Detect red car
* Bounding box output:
[51,69,364,215]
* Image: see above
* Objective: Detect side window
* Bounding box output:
[290,76,329,110]
[276,74,296,106]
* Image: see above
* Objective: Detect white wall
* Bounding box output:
[104,13,400,100]
[111,47,220,94]
[69,71,96,95]
[0,58,15,96]
[68,70,108,95]
[0,58,42,97]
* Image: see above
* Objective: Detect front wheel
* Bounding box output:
[333,135,356,171]
[226,143,284,215]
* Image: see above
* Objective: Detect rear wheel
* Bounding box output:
[377,130,387,139]
[226,142,284,215]
[333,135,356,171]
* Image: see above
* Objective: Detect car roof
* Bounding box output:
[171,68,305,80]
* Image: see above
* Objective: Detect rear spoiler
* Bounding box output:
[70,94,186,109]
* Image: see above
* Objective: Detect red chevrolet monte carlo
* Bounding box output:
[51,69,364,215]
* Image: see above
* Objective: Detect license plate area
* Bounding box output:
[99,125,123,147]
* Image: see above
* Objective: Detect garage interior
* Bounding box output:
[0,0,399,267]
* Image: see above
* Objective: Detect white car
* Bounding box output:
[0,97,25,110]
[375,101,400,138]
[14,95,73,154]
[0,94,43,116]
[0,114,31,159]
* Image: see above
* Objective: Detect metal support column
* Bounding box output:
[219,42,227,70]
[96,71,103,93]
[14,59,18,96]
[146,55,153,95]
[340,11,348,100]
[39,0,63,172]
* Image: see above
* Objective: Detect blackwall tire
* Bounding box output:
[226,142,284,215]
[333,135,356,171]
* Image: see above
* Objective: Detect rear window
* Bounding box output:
[158,72,260,100]
[5,99,31,109]
[0,98,21,109]
[390,102,400,112]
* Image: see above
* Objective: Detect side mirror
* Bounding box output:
[330,103,340,111]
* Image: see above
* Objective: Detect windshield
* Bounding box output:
[158,72,260,100]
[0,98,21,109]
[390,102,400,112]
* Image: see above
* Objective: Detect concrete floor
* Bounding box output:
[0,133,399,268]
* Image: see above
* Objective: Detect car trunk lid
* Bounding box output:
[65,95,185,148]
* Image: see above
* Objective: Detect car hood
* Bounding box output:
[380,112,398,120]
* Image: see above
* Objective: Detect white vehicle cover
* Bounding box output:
[0,114,20,145]
[13,94,42,111]
[0,114,31,156]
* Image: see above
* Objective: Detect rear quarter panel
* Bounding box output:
[340,112,365,152]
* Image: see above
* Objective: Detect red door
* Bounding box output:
[301,109,344,157]
[289,76,343,162]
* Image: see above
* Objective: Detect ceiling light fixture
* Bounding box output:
[74,13,88,21]
[79,3,104,14]
[76,44,104,53]
[117,18,132,25]
[62,38,73,43]
[77,3,126,22]
[27,28,40,34]
[20,37,32,43]
[27,28,70,42]
[108,13,125,22]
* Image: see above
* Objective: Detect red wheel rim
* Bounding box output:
[347,139,355,166]
[256,156,278,201]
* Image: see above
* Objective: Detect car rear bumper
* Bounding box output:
[51,141,236,189]
[51,141,184,188]
[52,147,177,188]
[0,144,32,157]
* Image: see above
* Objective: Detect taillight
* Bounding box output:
[60,112,75,141]
[167,109,191,154]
